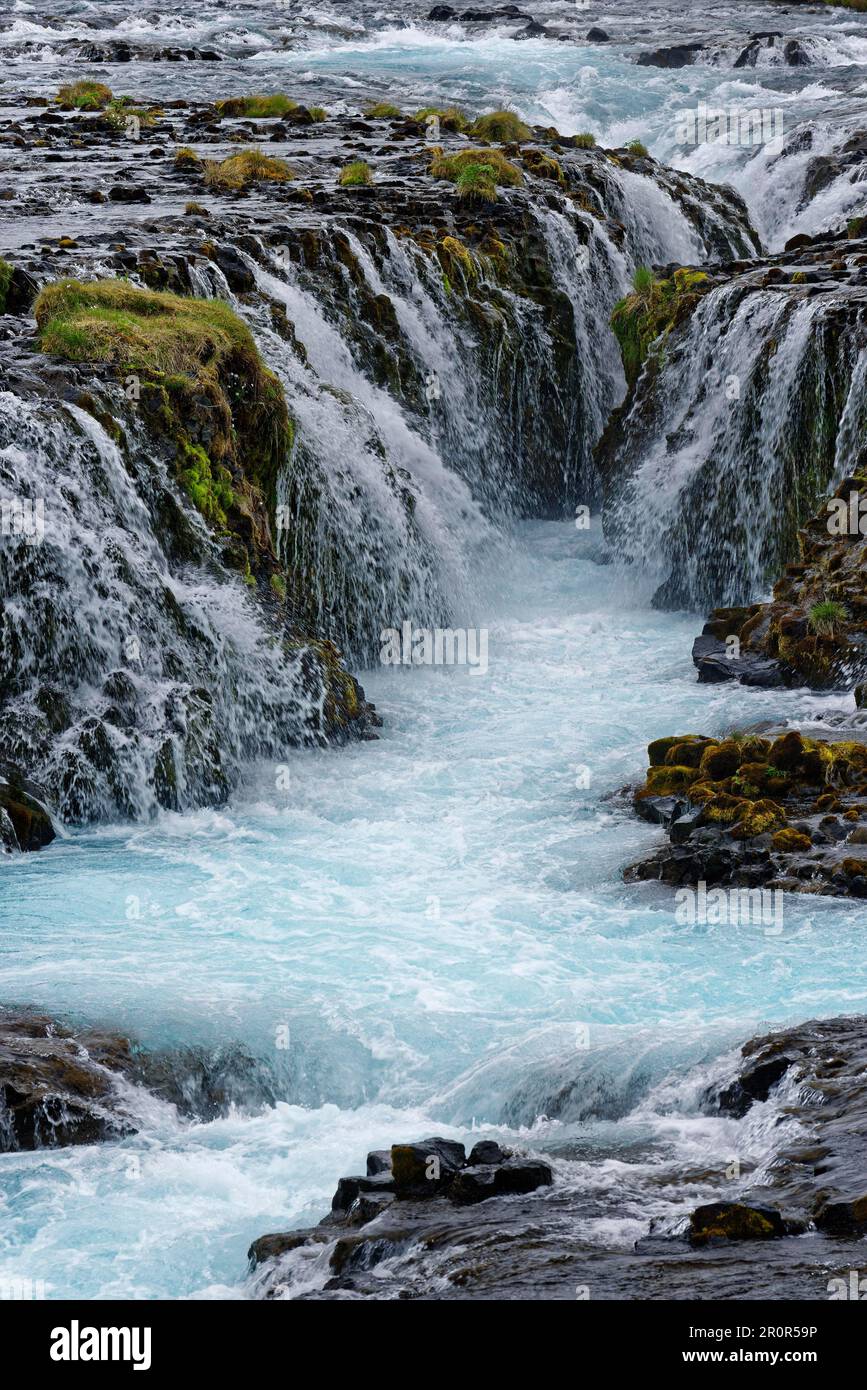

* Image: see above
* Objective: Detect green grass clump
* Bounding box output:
[202,148,295,190]
[808,600,847,637]
[468,109,531,142]
[624,139,649,157]
[56,80,112,110]
[104,98,156,131]
[307,106,328,122]
[338,160,372,187]
[0,258,12,314]
[611,267,710,387]
[572,132,596,149]
[217,94,298,118]
[429,146,523,202]
[847,215,866,239]
[414,106,469,132]
[364,102,403,119]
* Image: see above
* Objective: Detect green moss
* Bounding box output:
[468,110,531,142]
[217,94,298,118]
[437,236,476,281]
[338,160,372,187]
[772,828,812,852]
[644,765,700,794]
[520,148,565,183]
[35,279,292,525]
[202,148,295,190]
[308,107,328,122]
[611,268,711,388]
[847,215,867,237]
[270,572,287,600]
[56,80,112,110]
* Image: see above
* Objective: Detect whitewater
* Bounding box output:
[1,0,867,1301]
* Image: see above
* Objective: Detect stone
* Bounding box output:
[391,1136,466,1193]
[450,1157,553,1205]
[688,1201,786,1246]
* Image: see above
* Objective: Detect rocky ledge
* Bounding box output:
[627,729,867,896]
[249,1136,553,1295]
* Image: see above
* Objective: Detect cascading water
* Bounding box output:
[601,271,867,610]
[1,0,867,1307]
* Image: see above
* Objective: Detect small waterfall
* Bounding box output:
[601,276,867,610]
[0,392,335,824]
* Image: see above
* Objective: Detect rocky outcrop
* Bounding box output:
[694,470,867,692]
[627,729,867,896]
[0,763,55,852]
[0,1008,138,1149]
[249,1135,553,1295]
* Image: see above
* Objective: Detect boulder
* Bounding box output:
[450,1157,553,1205]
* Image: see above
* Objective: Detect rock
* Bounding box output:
[108,185,151,203]
[202,242,255,293]
[366,1148,392,1175]
[688,1201,787,1246]
[347,1192,396,1226]
[586,29,609,42]
[450,1158,553,1205]
[0,768,55,852]
[331,1172,396,1213]
[715,1055,794,1117]
[467,1139,508,1165]
[814,1194,867,1235]
[248,1228,327,1265]
[0,1008,137,1149]
[390,1136,466,1194]
[427,4,457,16]
[635,42,704,69]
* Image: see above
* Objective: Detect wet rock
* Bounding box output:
[688,1202,787,1246]
[108,184,151,204]
[814,1195,867,1235]
[391,1136,466,1194]
[248,1228,328,1265]
[0,1008,137,1149]
[586,29,609,43]
[715,1054,794,1117]
[467,1139,508,1165]
[636,42,705,69]
[331,1172,396,1213]
[450,1158,553,1204]
[0,766,55,852]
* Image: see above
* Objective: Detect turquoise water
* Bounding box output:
[2,521,865,1298]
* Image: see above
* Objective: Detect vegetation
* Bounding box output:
[414,106,469,132]
[808,599,847,637]
[184,202,209,216]
[468,110,531,142]
[34,280,291,530]
[217,94,297,118]
[338,160,372,187]
[611,267,711,387]
[0,258,12,314]
[848,215,866,238]
[625,139,649,156]
[429,147,523,203]
[520,148,564,183]
[103,98,156,132]
[572,132,596,149]
[202,148,295,190]
[55,80,112,110]
[364,102,403,119]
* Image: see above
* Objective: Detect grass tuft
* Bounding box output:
[56,80,112,110]
[468,109,531,142]
[338,160,372,187]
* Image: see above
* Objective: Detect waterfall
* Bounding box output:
[601,277,867,610]
[0,392,335,824]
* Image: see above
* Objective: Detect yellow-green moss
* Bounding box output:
[612,268,711,388]
[364,102,403,119]
[772,828,812,852]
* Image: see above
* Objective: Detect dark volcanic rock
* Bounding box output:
[390,1135,466,1194]
[0,1008,137,1149]
[688,1201,788,1246]
[715,1054,794,1117]
[450,1157,553,1204]
[636,42,705,69]
[0,765,56,852]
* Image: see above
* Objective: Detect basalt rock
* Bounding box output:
[0,1008,138,1149]
[628,729,867,896]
